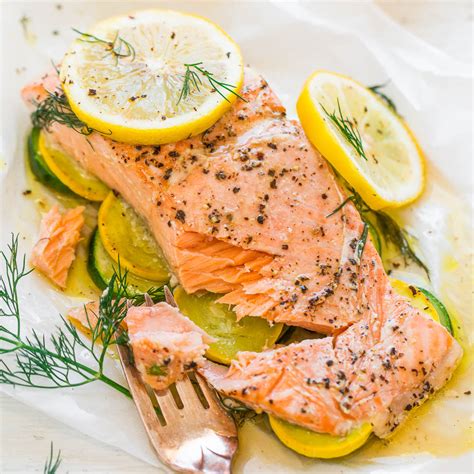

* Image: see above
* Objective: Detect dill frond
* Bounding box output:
[374,211,429,276]
[31,91,93,135]
[178,62,246,105]
[355,223,369,263]
[325,185,429,276]
[72,28,135,64]
[368,82,398,115]
[217,393,260,427]
[321,99,367,161]
[0,234,131,398]
[43,442,62,474]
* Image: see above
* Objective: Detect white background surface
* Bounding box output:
[0,1,472,473]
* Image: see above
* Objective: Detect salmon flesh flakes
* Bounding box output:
[30,205,84,288]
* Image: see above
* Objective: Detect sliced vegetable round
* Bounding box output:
[88,228,165,296]
[38,131,109,201]
[390,278,439,322]
[269,416,372,459]
[98,192,169,281]
[417,287,454,335]
[173,287,283,365]
[27,128,73,194]
[60,10,244,145]
[297,71,425,210]
[390,278,453,335]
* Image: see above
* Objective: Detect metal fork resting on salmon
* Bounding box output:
[23,69,462,438]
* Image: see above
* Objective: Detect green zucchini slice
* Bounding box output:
[174,286,283,365]
[27,128,73,194]
[418,287,454,335]
[88,228,165,297]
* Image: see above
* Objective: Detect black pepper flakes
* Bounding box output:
[175,210,186,223]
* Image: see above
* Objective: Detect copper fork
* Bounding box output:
[117,288,238,473]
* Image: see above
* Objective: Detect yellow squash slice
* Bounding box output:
[39,131,109,201]
[98,192,169,281]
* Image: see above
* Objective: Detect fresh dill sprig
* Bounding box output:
[217,394,260,427]
[129,285,165,306]
[178,62,246,105]
[43,442,62,474]
[0,234,131,398]
[374,211,430,276]
[321,99,367,161]
[73,28,135,64]
[355,223,369,263]
[368,82,398,115]
[31,91,93,136]
[326,195,357,218]
[325,185,429,277]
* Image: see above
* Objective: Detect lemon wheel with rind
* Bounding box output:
[297,71,425,210]
[60,10,244,145]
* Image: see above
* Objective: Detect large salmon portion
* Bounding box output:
[202,278,462,437]
[23,69,366,334]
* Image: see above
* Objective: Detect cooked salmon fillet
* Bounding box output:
[201,281,462,437]
[30,205,84,288]
[23,69,462,438]
[23,69,364,333]
[126,302,214,390]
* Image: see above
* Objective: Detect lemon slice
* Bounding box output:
[297,71,425,210]
[60,10,244,145]
[269,416,372,459]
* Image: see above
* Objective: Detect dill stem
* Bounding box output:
[0,335,132,399]
[98,372,132,399]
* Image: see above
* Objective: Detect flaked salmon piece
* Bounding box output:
[201,284,462,437]
[21,69,60,105]
[30,205,85,288]
[22,69,363,333]
[126,302,214,391]
[68,300,100,330]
